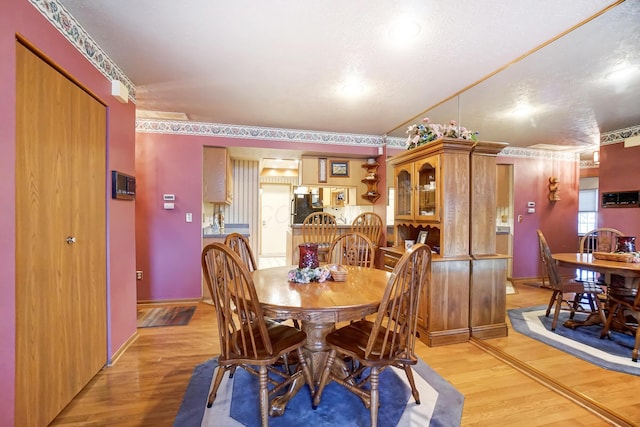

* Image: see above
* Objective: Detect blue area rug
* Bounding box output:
[173,357,464,426]
[508,305,640,376]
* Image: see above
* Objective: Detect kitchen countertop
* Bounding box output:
[496,226,511,234]
[290,223,353,229]
[203,224,250,238]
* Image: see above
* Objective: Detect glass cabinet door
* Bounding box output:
[415,156,438,220]
[395,166,413,219]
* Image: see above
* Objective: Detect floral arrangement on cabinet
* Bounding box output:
[406,117,478,150]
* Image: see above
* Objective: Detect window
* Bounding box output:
[578,188,598,234]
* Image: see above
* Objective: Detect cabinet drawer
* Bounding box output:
[383,252,401,272]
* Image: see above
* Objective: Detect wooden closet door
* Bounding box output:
[15,42,107,427]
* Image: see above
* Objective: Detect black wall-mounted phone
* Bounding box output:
[112,170,136,200]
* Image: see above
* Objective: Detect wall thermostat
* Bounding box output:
[527,201,535,207]
[163,194,175,201]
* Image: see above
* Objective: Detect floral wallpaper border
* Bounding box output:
[136,119,384,147]
[601,124,640,145]
[28,0,135,102]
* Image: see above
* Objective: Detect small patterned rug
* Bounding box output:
[137,305,196,328]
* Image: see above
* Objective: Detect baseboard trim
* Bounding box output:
[471,337,636,427]
[136,298,202,305]
[108,331,139,366]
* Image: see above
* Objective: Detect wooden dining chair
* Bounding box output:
[224,232,300,329]
[578,227,624,282]
[600,284,640,362]
[350,212,383,249]
[326,231,376,268]
[537,230,605,331]
[224,232,258,271]
[201,243,314,426]
[312,244,432,427]
[301,212,338,262]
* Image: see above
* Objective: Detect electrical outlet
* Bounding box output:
[136,270,143,280]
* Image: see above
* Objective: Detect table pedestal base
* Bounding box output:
[269,320,351,417]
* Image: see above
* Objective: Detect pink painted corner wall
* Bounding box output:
[135,134,205,301]
[498,156,580,279]
[1,2,138,424]
[598,142,640,239]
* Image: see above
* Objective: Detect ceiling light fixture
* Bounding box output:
[388,20,421,43]
[605,64,639,82]
[511,104,535,117]
[341,82,364,98]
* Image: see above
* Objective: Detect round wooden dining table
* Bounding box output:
[251,264,391,415]
[553,252,640,329]
[553,252,640,287]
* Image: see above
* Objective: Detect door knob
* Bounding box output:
[66,236,76,244]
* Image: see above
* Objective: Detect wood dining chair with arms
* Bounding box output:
[537,230,605,331]
[201,243,314,426]
[302,212,338,262]
[350,212,383,249]
[326,231,376,268]
[312,244,432,427]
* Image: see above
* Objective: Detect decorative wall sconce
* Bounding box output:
[548,176,560,202]
[593,151,600,164]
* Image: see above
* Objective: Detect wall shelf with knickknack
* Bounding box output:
[360,162,380,203]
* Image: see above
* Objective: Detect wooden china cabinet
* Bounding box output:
[383,138,508,346]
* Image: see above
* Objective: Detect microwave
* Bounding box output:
[601,191,639,207]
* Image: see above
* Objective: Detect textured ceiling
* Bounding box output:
[58,0,640,157]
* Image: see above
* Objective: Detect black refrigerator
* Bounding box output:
[291,194,323,224]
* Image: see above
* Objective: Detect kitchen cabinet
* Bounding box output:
[203,147,232,204]
[319,187,354,207]
[301,156,369,204]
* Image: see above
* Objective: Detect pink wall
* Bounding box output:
[499,156,580,279]
[134,133,380,301]
[135,134,205,300]
[1,2,138,424]
[598,142,640,239]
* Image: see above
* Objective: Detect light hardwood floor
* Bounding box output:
[50,281,640,426]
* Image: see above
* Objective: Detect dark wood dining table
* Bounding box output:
[251,264,391,415]
[553,253,640,287]
[552,252,640,329]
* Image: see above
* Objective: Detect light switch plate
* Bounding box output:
[186,213,193,222]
